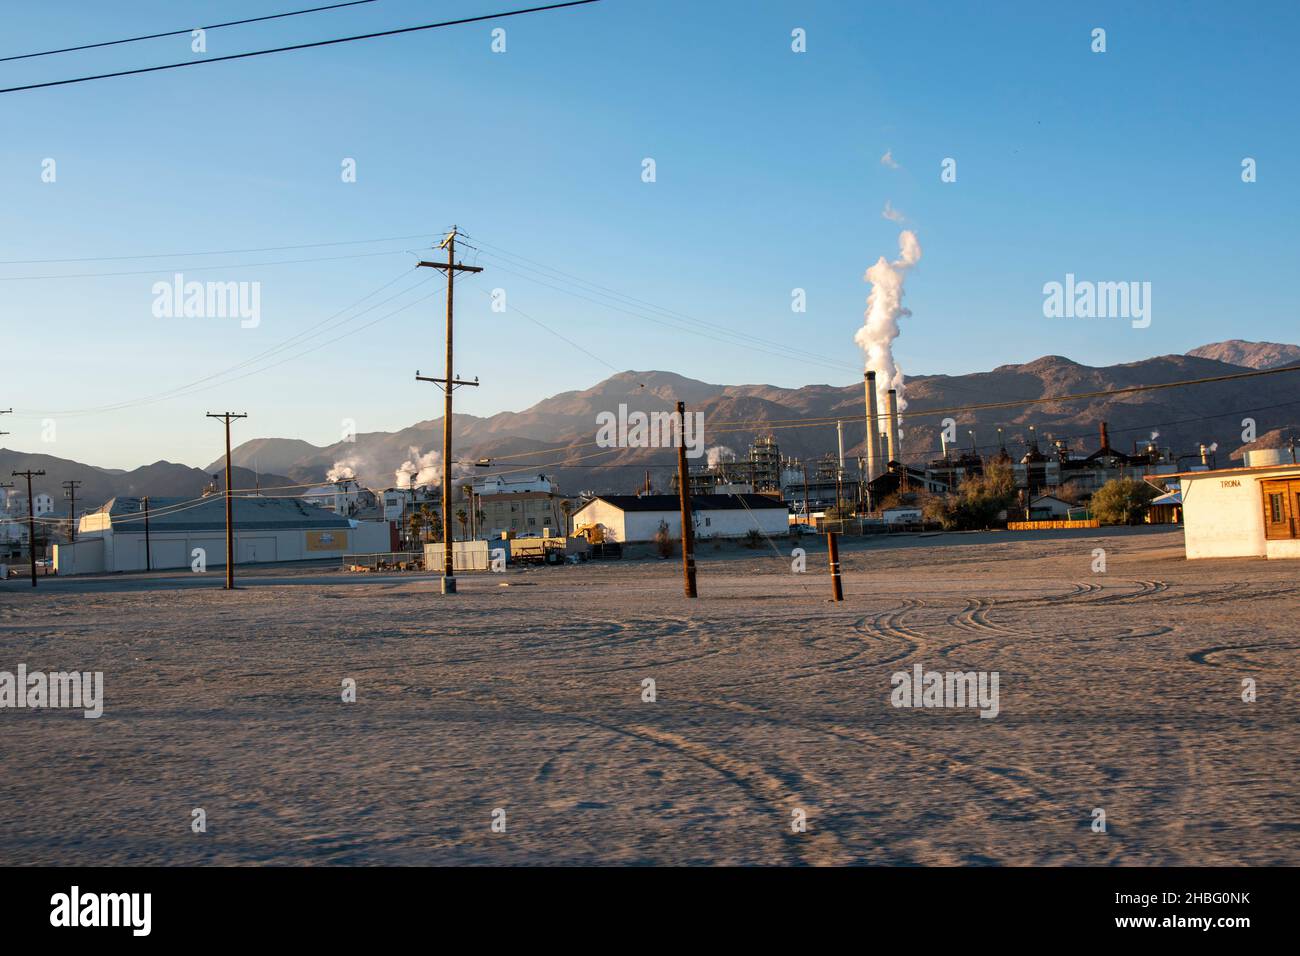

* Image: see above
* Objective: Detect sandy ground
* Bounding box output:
[1,527,1295,866]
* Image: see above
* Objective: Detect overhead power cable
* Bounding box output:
[0,231,435,266]
[0,1,379,63]
[0,0,604,95]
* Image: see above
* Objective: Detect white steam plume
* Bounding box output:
[326,456,363,483]
[706,445,736,468]
[395,446,441,489]
[855,229,921,412]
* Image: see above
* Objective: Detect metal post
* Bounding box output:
[143,495,152,572]
[675,400,697,598]
[827,531,843,601]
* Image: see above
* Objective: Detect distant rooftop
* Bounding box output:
[93,495,351,533]
[578,494,787,513]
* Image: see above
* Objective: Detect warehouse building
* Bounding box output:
[1171,449,1300,559]
[53,495,390,574]
[569,493,789,543]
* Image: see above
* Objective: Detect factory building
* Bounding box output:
[1172,449,1300,560]
[470,474,571,539]
[569,493,789,543]
[53,495,390,575]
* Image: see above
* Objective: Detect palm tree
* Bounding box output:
[559,499,573,535]
[456,508,468,540]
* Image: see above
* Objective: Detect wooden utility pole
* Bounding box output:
[827,531,843,601]
[206,412,247,590]
[61,480,82,542]
[802,463,811,528]
[0,479,13,576]
[12,469,45,587]
[675,401,697,598]
[415,226,482,595]
[142,495,152,572]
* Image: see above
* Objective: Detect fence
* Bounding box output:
[1006,519,1101,530]
[342,552,424,572]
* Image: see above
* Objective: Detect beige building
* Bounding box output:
[477,490,570,538]
[1173,458,1300,559]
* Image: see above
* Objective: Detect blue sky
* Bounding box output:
[2,0,1296,469]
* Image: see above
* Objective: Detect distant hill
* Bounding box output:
[0,448,296,515]
[204,342,1300,493]
[1187,340,1300,370]
[16,340,1300,500]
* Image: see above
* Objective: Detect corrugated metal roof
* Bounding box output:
[99,495,351,533]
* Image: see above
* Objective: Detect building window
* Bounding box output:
[1270,493,1284,523]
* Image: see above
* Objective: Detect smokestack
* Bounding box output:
[864,371,881,480]
[836,420,845,473]
[1099,421,1110,452]
[1199,443,1209,466]
[887,388,901,466]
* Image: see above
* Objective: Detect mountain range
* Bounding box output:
[4,340,1298,509]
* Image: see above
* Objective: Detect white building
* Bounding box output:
[301,482,361,517]
[34,493,54,516]
[1028,494,1073,520]
[472,473,554,496]
[381,486,440,522]
[569,493,789,543]
[54,495,391,575]
[1172,456,1300,560]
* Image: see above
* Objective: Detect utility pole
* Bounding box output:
[415,226,483,595]
[827,531,843,602]
[62,479,82,542]
[675,401,697,598]
[142,495,152,572]
[0,480,13,576]
[802,463,811,528]
[206,412,247,590]
[12,469,45,587]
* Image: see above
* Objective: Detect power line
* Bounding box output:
[19,268,437,417]
[0,1,380,63]
[0,0,604,95]
[0,246,419,282]
[0,231,435,266]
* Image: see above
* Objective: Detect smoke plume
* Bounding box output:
[395,446,441,489]
[706,445,737,468]
[855,229,922,412]
[326,456,363,483]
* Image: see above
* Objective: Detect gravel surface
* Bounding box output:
[1,527,1295,865]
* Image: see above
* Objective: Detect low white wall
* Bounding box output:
[104,527,354,572]
[611,506,788,542]
[54,538,105,575]
[1266,538,1300,560]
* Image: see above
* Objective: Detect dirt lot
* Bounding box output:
[1,527,1295,865]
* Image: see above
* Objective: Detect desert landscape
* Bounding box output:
[1,526,1294,866]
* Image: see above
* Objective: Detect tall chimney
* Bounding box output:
[864,372,881,480]
[1099,421,1110,452]
[1199,443,1208,466]
[887,388,901,466]
[836,420,845,474]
